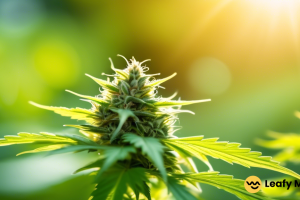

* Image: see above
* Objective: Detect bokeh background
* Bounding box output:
[1,0,300,199]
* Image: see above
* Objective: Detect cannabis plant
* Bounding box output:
[1,55,300,200]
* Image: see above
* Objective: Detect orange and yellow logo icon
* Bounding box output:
[244,176,262,193]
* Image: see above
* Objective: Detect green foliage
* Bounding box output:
[173,172,272,200]
[123,133,166,181]
[257,113,300,199]
[257,131,300,164]
[162,136,300,179]
[0,132,77,146]
[92,165,149,200]
[1,55,299,200]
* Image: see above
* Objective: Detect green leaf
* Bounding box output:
[48,145,108,155]
[256,131,300,149]
[256,131,300,163]
[0,132,76,146]
[97,146,136,178]
[109,108,139,141]
[162,136,300,180]
[74,159,104,174]
[92,165,148,200]
[145,73,177,88]
[55,132,99,146]
[153,99,211,107]
[173,172,272,200]
[132,111,156,118]
[65,90,109,105]
[168,176,198,200]
[29,101,97,124]
[17,144,68,156]
[86,73,119,93]
[65,124,110,133]
[109,57,129,79]
[123,133,167,182]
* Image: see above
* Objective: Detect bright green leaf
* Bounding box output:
[17,144,68,156]
[110,57,129,79]
[65,90,110,105]
[153,99,211,107]
[145,73,177,88]
[86,73,119,93]
[173,172,272,200]
[30,101,97,124]
[162,136,300,180]
[0,132,76,146]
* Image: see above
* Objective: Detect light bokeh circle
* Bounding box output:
[188,57,231,96]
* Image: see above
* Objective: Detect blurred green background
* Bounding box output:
[1,0,300,199]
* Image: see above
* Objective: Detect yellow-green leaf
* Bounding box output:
[145,72,177,88]
[30,101,97,124]
[66,90,109,105]
[173,172,272,200]
[0,132,76,146]
[256,131,300,163]
[85,73,119,93]
[162,136,300,180]
[17,144,68,156]
[109,57,128,79]
[153,99,211,107]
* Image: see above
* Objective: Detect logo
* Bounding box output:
[244,176,262,193]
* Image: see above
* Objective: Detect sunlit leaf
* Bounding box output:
[153,99,211,107]
[17,144,68,156]
[256,131,300,163]
[173,172,271,200]
[162,136,300,179]
[30,101,97,124]
[145,73,177,88]
[0,132,76,146]
[66,90,110,105]
[86,73,119,93]
[109,57,129,79]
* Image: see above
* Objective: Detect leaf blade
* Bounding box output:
[173,172,272,200]
[66,90,109,105]
[123,133,167,182]
[153,99,211,107]
[162,137,300,180]
[29,101,97,124]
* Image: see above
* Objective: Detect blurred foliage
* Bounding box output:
[1,0,300,199]
[257,113,300,199]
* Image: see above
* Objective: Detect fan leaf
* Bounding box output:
[168,176,198,200]
[92,165,148,200]
[173,172,272,200]
[29,101,97,124]
[0,132,77,146]
[162,136,300,180]
[123,133,167,182]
